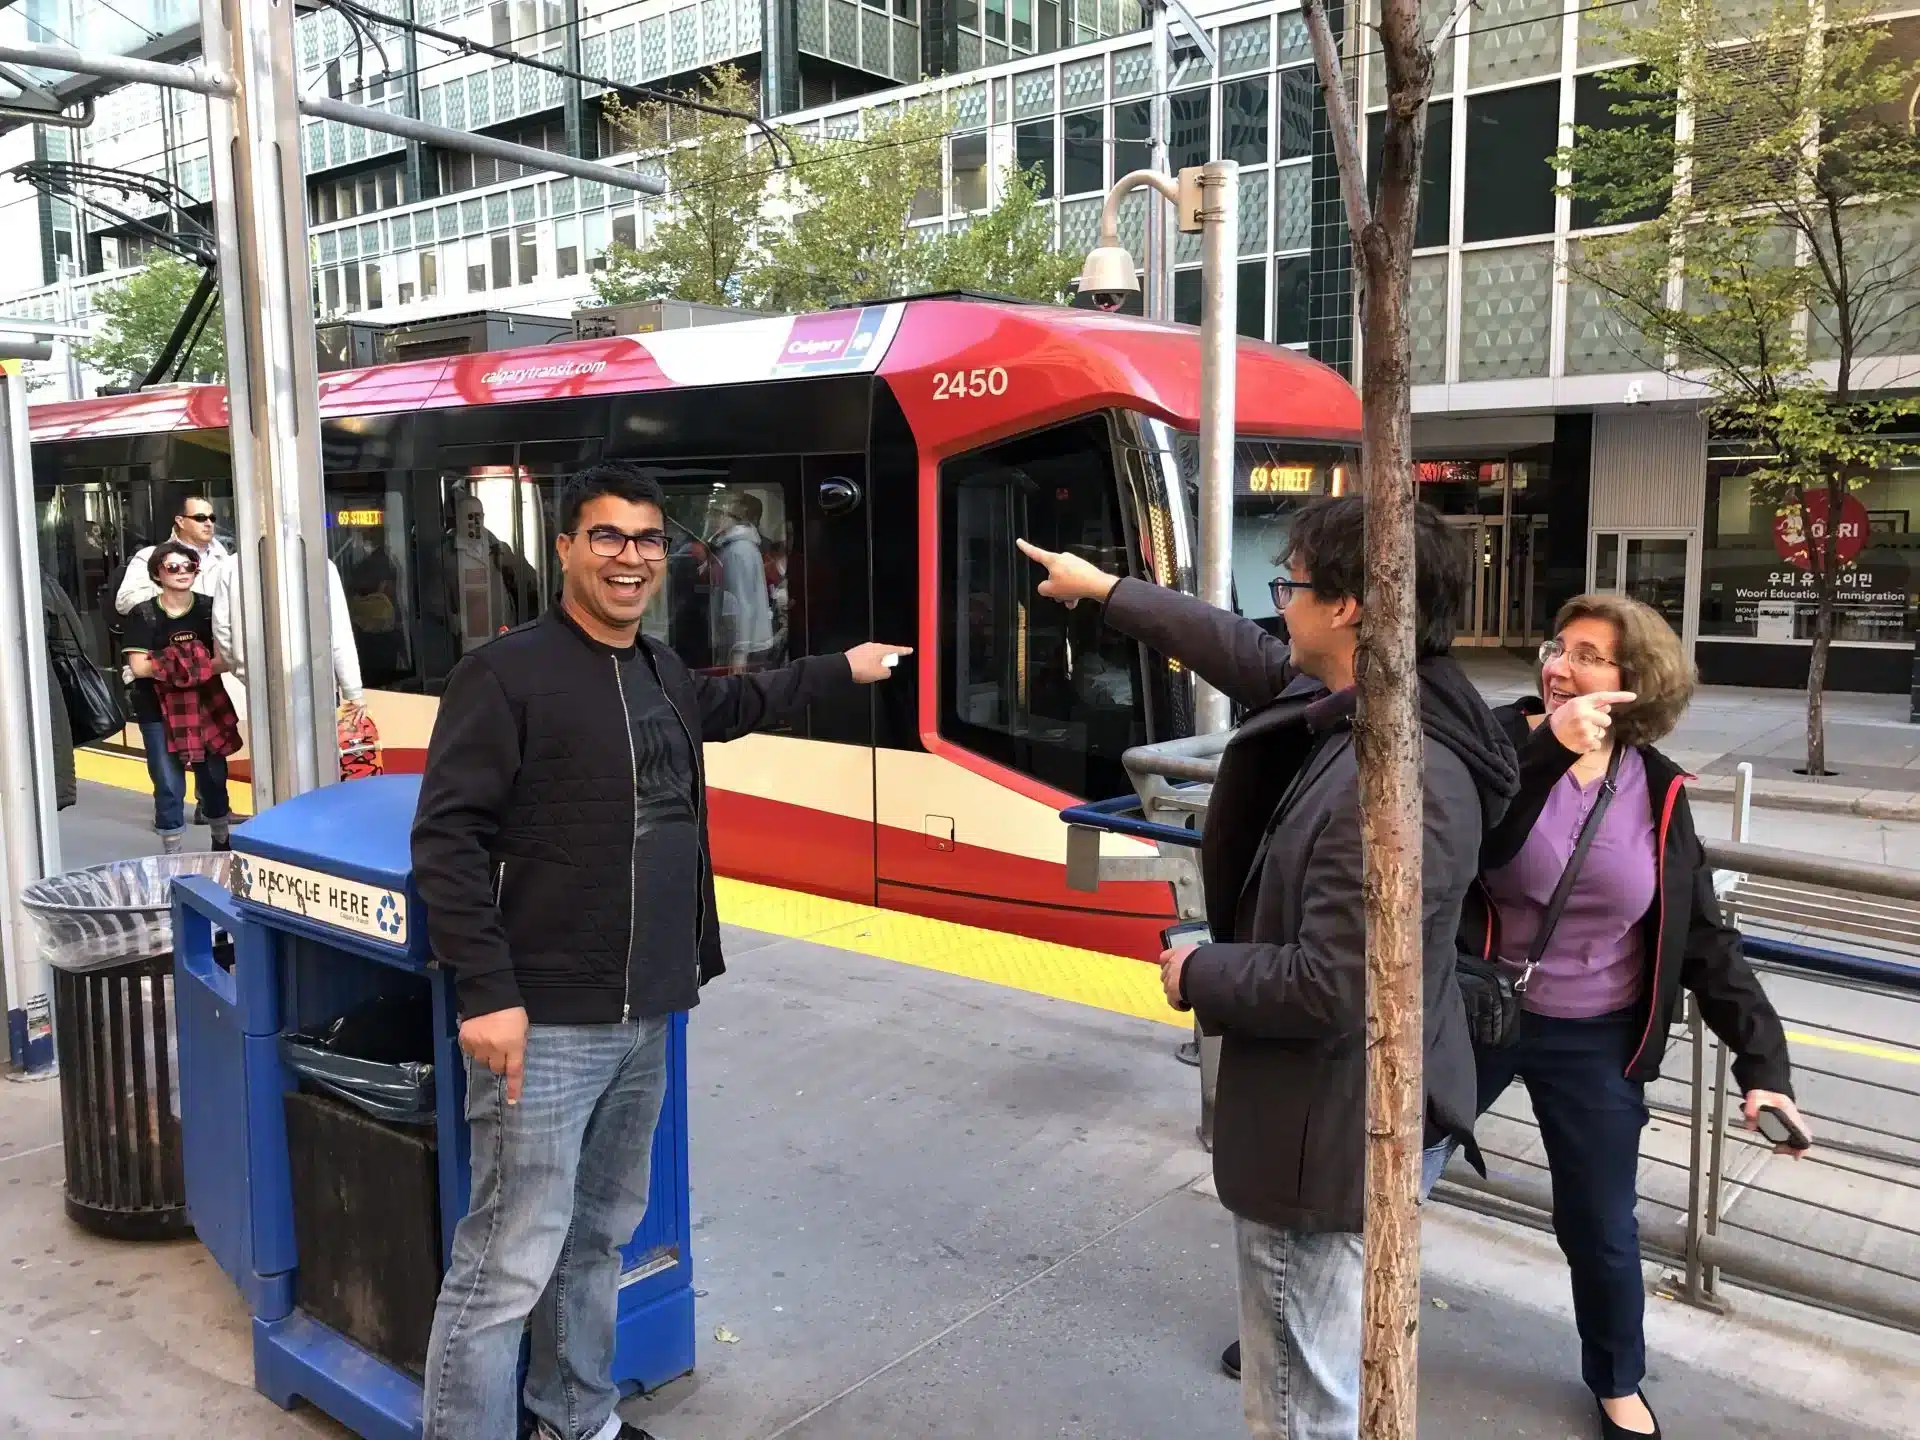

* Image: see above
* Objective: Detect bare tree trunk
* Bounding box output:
[1303,0,1434,1433]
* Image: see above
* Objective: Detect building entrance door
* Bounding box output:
[1447,515,1507,646]
[1590,530,1697,642]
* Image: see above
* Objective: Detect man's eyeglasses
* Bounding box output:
[1268,576,1315,611]
[1539,637,1618,672]
[182,510,215,523]
[578,526,669,561]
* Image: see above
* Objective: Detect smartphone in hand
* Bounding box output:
[1755,1104,1812,1151]
[1160,921,1210,952]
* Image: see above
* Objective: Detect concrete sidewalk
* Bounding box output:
[4,910,1916,1438]
[1459,653,1920,821]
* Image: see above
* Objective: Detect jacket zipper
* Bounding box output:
[1624,773,1688,1077]
[613,656,640,1023]
[656,666,708,968]
[494,861,505,906]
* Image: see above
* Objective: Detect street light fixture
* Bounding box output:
[1079,160,1240,739]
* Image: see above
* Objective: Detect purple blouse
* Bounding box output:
[1483,744,1658,1019]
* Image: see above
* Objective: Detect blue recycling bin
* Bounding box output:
[171,775,695,1440]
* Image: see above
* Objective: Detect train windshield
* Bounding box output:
[1168,433,1357,621]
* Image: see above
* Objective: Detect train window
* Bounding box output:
[940,417,1145,800]
[1167,431,1356,621]
[638,458,800,679]
[327,474,419,690]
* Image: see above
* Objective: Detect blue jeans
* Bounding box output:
[424,1017,671,1440]
[1477,1009,1648,1401]
[138,718,230,834]
[1236,1140,1450,1439]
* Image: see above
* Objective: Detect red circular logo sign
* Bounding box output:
[1773,492,1868,573]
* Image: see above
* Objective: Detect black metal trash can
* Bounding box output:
[23,854,234,1241]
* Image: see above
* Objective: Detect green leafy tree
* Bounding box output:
[75,252,225,388]
[746,104,947,311]
[921,164,1083,303]
[592,65,765,306]
[1562,0,1920,775]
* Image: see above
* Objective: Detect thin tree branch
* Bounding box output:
[1303,0,1374,240]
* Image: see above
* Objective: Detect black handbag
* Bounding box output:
[1459,743,1624,1049]
[48,606,126,747]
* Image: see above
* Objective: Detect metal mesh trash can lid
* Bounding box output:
[22,853,234,973]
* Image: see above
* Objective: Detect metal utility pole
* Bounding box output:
[1146,3,1172,322]
[201,0,335,807]
[1192,160,1239,737]
[0,350,63,1075]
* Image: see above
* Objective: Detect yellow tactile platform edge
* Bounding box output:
[714,876,1189,1031]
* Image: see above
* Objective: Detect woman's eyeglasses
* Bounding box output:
[579,526,669,561]
[1268,576,1315,611]
[1539,637,1618,672]
[160,561,198,576]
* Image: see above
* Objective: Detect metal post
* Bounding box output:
[1146,3,1173,322]
[1194,159,1239,737]
[0,363,61,1075]
[203,0,336,806]
[1732,760,1753,842]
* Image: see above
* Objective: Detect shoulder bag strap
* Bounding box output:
[1514,742,1626,997]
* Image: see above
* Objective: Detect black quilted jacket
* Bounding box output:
[411,604,854,1024]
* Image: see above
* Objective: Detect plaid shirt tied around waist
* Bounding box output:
[150,637,244,766]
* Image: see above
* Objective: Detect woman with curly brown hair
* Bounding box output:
[1457,593,1810,1440]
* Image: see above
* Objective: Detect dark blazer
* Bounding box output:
[1459,700,1794,1095]
[1103,579,1519,1234]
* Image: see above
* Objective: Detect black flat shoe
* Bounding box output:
[1597,1390,1661,1440]
[1221,1340,1240,1380]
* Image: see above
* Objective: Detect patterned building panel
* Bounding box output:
[993,76,1009,121]
[339,228,358,261]
[1276,11,1310,64]
[1468,0,1563,89]
[349,126,368,161]
[391,213,412,250]
[516,61,541,115]
[307,122,327,170]
[1014,68,1055,117]
[460,198,484,234]
[551,177,576,215]
[329,124,348,165]
[468,72,491,127]
[1118,187,1148,256]
[486,191,511,229]
[1060,195,1101,254]
[1274,161,1310,253]
[1459,243,1554,380]
[1221,17,1270,75]
[1564,271,1654,375]
[1367,0,1453,108]
[894,20,919,80]
[318,230,338,264]
[1177,226,1202,265]
[1112,45,1152,98]
[1239,168,1270,256]
[642,15,672,72]
[513,186,538,223]
[611,23,637,79]
[444,79,466,131]
[830,0,859,63]
[959,28,981,69]
[738,0,762,50]
[1811,206,1920,360]
[1410,253,1449,383]
[952,82,988,129]
[863,9,889,72]
[674,7,700,67]
[1062,56,1104,105]
[439,204,462,241]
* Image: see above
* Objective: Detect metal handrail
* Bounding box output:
[1063,736,1920,1336]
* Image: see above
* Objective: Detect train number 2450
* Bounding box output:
[932,367,1010,400]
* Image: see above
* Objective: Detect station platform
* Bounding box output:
[3,785,1918,1438]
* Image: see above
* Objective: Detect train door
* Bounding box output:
[628,453,877,905]
[877,414,1172,954]
[37,475,136,673]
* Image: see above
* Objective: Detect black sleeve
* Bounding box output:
[1479,719,1581,870]
[409,656,524,1020]
[691,652,856,743]
[1101,576,1296,711]
[121,604,154,656]
[1675,800,1795,1096]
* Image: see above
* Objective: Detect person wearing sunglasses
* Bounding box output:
[114,494,231,614]
[121,541,237,853]
[1454,594,1806,1440]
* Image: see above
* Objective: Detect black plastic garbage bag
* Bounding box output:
[283,991,436,1125]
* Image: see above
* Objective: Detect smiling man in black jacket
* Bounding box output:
[1021,497,1517,1440]
[412,461,908,1440]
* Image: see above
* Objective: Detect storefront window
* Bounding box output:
[1699,451,1920,644]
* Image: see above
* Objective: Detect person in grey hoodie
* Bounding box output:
[1020,496,1518,1440]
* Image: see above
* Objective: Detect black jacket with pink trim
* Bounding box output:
[1457,698,1794,1096]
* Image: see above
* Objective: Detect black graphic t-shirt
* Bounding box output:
[122,594,216,726]
[616,647,701,1017]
